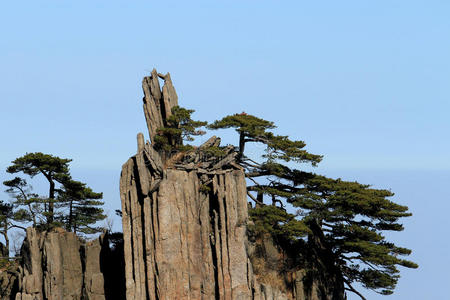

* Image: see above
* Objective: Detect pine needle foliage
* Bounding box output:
[208,113,322,164]
[6,152,72,224]
[57,179,106,235]
[0,201,14,257]
[3,177,40,226]
[208,113,417,299]
[3,153,106,236]
[154,106,207,152]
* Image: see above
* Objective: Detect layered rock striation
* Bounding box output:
[120,69,346,300]
[121,158,253,299]
[0,69,346,300]
[0,69,345,300]
[120,70,255,299]
[0,227,124,300]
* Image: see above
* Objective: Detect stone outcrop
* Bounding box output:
[16,228,84,299]
[120,69,346,300]
[142,69,179,144]
[0,69,345,300]
[0,227,125,300]
[247,233,345,300]
[121,161,252,299]
[0,266,19,300]
[2,69,346,300]
[120,69,291,300]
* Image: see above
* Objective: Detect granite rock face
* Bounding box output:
[6,227,123,300]
[120,69,347,300]
[121,162,253,299]
[2,69,344,300]
[0,267,19,300]
[247,233,345,300]
[142,69,179,145]
[120,69,293,300]
[4,69,345,300]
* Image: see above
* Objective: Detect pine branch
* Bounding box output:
[247,192,263,204]
[344,280,367,300]
[245,170,271,177]
[8,224,27,231]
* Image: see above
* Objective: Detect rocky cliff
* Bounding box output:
[0,228,125,300]
[120,69,262,299]
[119,69,345,300]
[0,69,345,300]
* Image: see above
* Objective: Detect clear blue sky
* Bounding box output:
[1,1,449,299]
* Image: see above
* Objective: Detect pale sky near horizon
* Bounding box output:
[1,1,449,299]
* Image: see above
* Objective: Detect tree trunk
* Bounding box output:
[68,200,73,231]
[3,221,9,257]
[256,191,264,206]
[239,132,245,159]
[27,203,36,227]
[48,180,55,224]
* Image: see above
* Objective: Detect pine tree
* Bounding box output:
[0,201,14,257]
[6,152,72,225]
[57,179,105,235]
[3,177,39,226]
[290,174,418,297]
[0,199,30,257]
[208,113,417,299]
[153,106,207,153]
[4,153,106,236]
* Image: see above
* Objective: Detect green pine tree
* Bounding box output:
[57,179,106,235]
[0,201,14,258]
[3,177,39,226]
[4,153,106,236]
[6,152,72,225]
[208,113,417,299]
[153,106,207,152]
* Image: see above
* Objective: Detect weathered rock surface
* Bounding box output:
[0,267,19,300]
[247,233,345,300]
[120,69,293,300]
[142,69,179,145]
[120,69,347,300]
[5,69,345,300]
[121,159,254,299]
[0,227,125,300]
[17,228,84,299]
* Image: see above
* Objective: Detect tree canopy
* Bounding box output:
[57,179,105,234]
[208,113,417,299]
[153,106,207,152]
[0,200,17,257]
[3,177,39,226]
[6,152,72,224]
[3,153,106,236]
